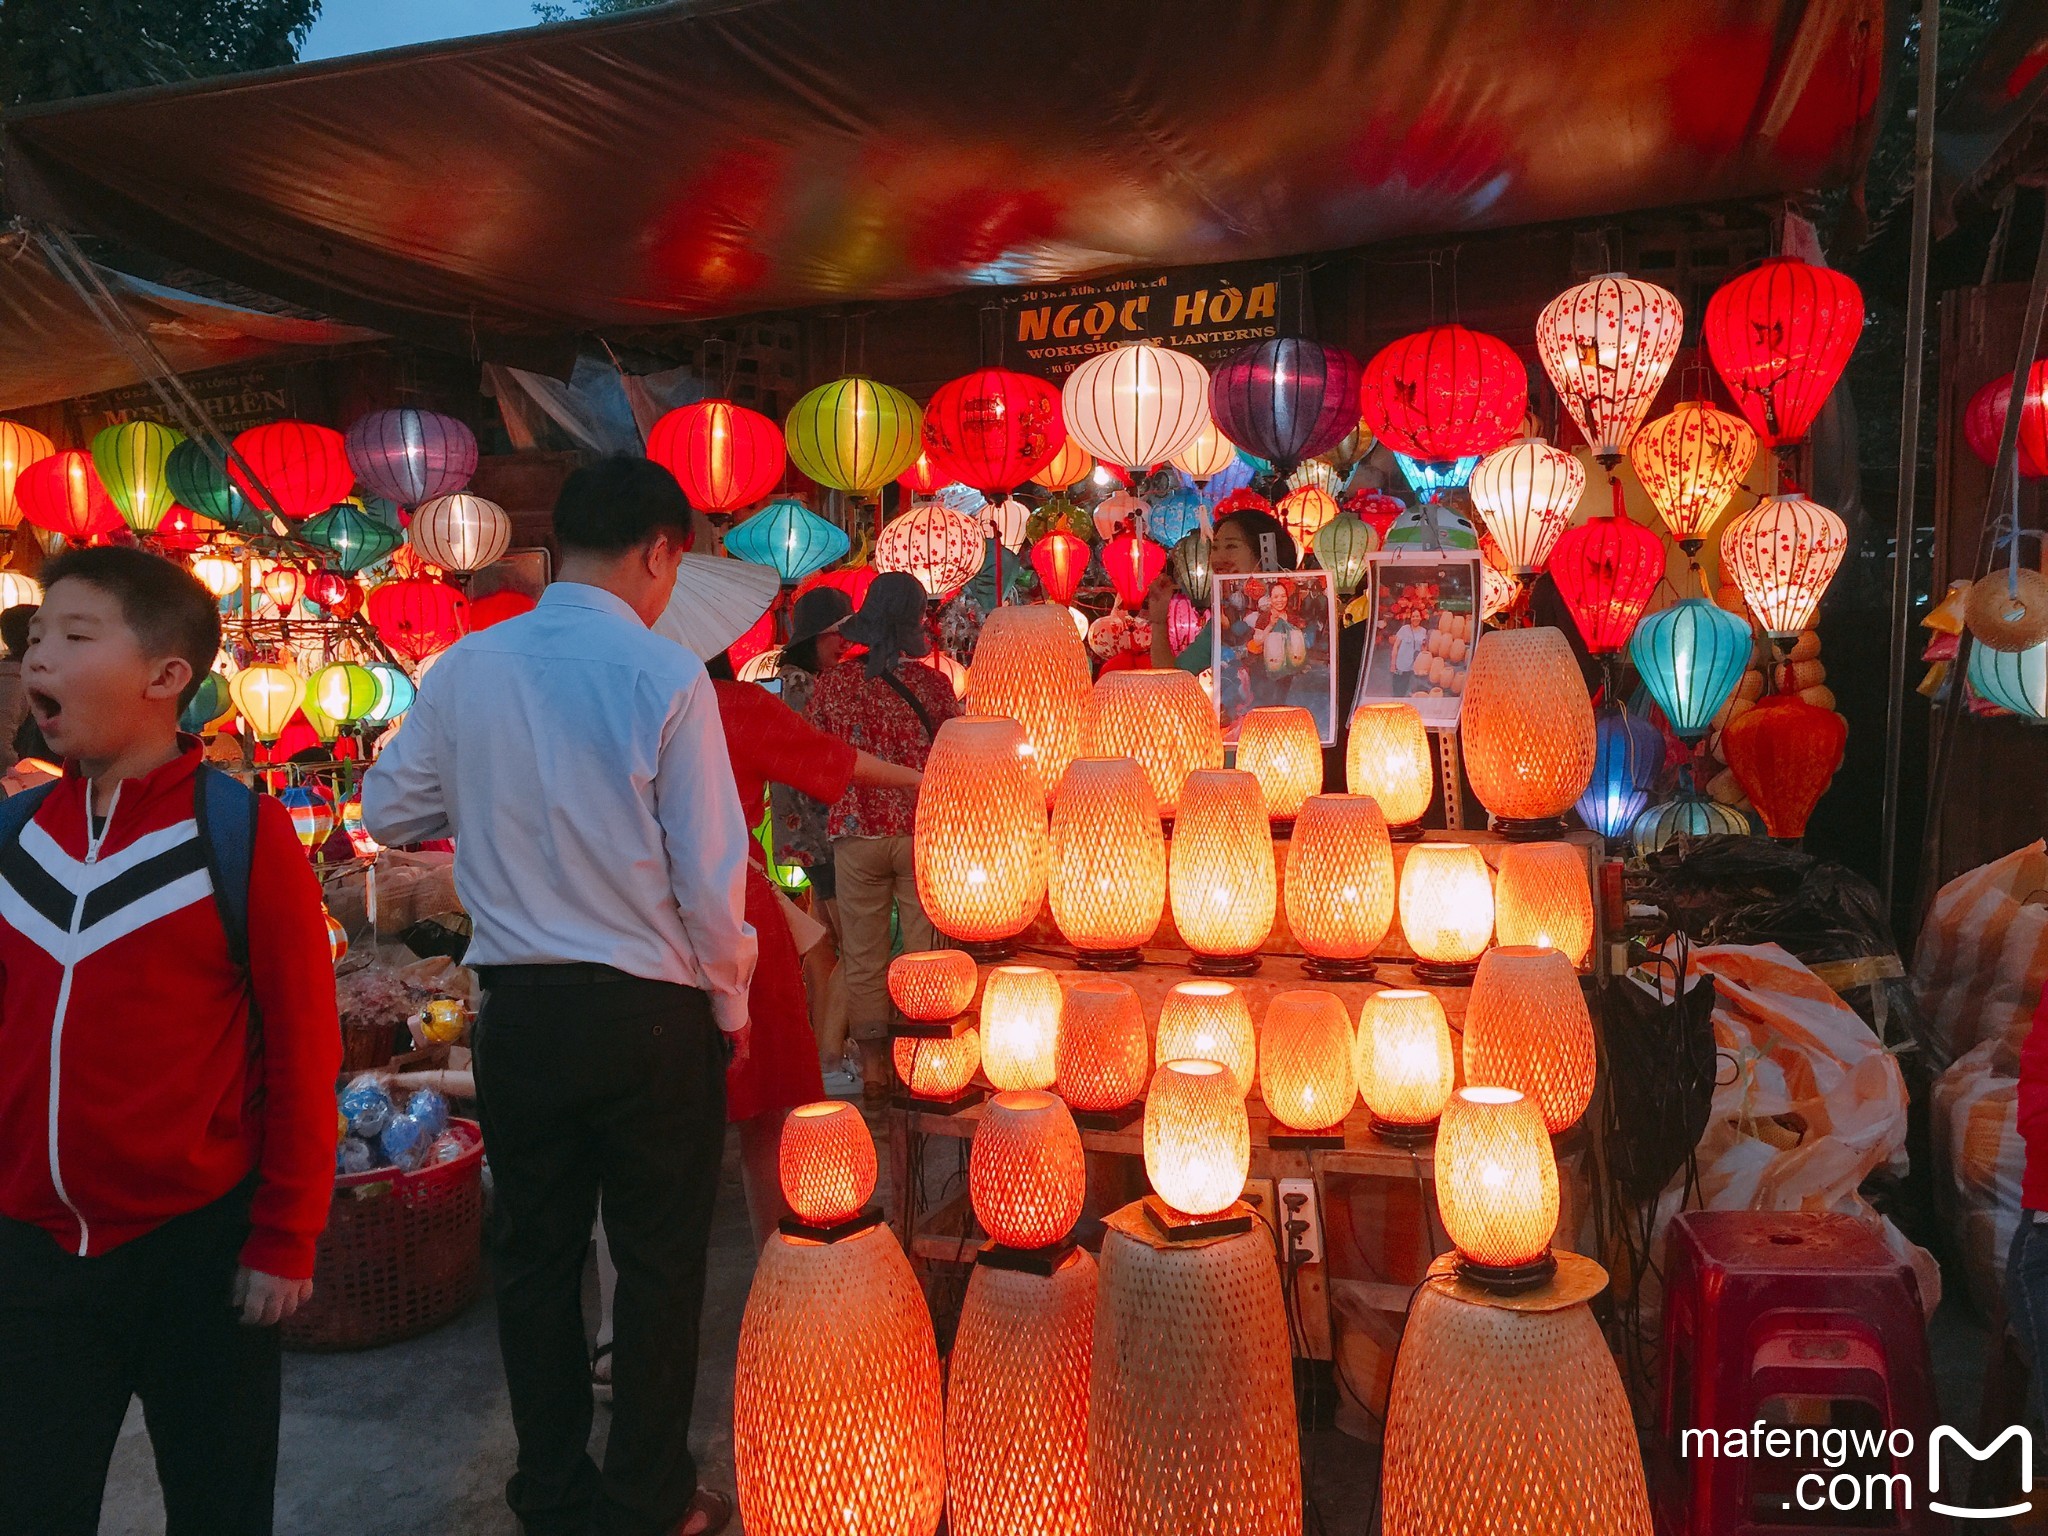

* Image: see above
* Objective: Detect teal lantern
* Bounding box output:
[179,671,234,735]
[722,498,849,584]
[1628,598,1751,742]
[1631,788,1753,855]
[163,439,256,531]
[1968,639,2048,721]
[1393,451,1480,501]
[365,662,416,723]
[303,501,405,573]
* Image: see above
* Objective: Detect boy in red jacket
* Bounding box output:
[0,547,340,1536]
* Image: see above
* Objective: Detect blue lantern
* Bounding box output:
[722,498,850,585]
[1967,639,2048,721]
[365,662,416,724]
[1393,452,1480,501]
[1148,487,1207,546]
[1183,454,1255,505]
[1631,790,1753,856]
[1576,707,1665,841]
[1628,599,1752,742]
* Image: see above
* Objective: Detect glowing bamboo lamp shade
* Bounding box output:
[980,966,1062,1091]
[1048,757,1165,967]
[1435,1086,1560,1280]
[1155,981,1257,1098]
[1258,991,1358,1135]
[1055,978,1151,1114]
[914,716,1048,957]
[1464,946,1596,1135]
[967,603,1095,795]
[1168,769,1277,974]
[887,948,979,1022]
[892,1031,982,1100]
[1088,668,1223,815]
[1491,843,1594,967]
[1284,794,1397,980]
[1460,628,1597,837]
[1143,1060,1249,1218]
[229,662,304,742]
[1397,842,1494,983]
[1354,990,1456,1143]
[1232,707,1324,821]
[778,1101,878,1226]
[1345,702,1433,835]
[970,1089,1087,1249]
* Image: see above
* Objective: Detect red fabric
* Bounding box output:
[2021,986,2048,1210]
[803,658,960,839]
[0,744,342,1277]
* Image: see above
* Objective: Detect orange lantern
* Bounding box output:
[1154,980,1257,1098]
[1626,400,1757,548]
[1168,768,1276,974]
[1718,493,1848,640]
[1464,946,1595,1135]
[970,1089,1087,1249]
[967,603,1095,797]
[1460,628,1597,837]
[914,716,1048,958]
[1171,419,1239,482]
[1143,1059,1249,1218]
[1397,841,1494,982]
[1354,989,1456,1143]
[887,948,979,1022]
[1055,977,1150,1119]
[1048,757,1165,969]
[0,420,55,530]
[1435,1087,1560,1286]
[1031,439,1093,491]
[1276,485,1339,551]
[1087,668,1222,816]
[1721,694,1847,841]
[980,965,1062,1092]
[1493,841,1594,966]
[893,1031,983,1102]
[1284,793,1397,980]
[1258,990,1358,1141]
[1344,702,1433,836]
[778,1101,878,1228]
[1232,706,1323,822]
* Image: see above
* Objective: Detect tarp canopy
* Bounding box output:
[2,0,1892,365]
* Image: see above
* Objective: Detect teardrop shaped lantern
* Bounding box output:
[1627,401,1758,546]
[1167,768,1277,975]
[969,603,1096,796]
[90,420,184,533]
[1535,274,1684,463]
[922,367,1066,498]
[875,501,986,601]
[346,407,479,507]
[1964,364,2048,477]
[227,420,354,522]
[0,420,54,531]
[229,662,305,742]
[16,450,122,541]
[1030,529,1091,607]
[1467,438,1585,575]
[1576,706,1665,843]
[1628,598,1752,742]
[1359,325,1527,487]
[1718,494,1848,640]
[1703,257,1864,452]
[1061,343,1211,473]
[785,378,924,498]
[1547,512,1666,655]
[409,492,511,573]
[1720,695,1847,841]
[1208,337,1365,474]
[1101,528,1167,611]
[723,497,849,584]
[1312,512,1379,598]
[647,398,785,514]
[1168,529,1213,606]
[1275,486,1338,554]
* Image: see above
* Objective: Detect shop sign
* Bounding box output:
[1004,266,1284,376]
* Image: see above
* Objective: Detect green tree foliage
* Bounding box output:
[532,0,663,23]
[0,0,321,108]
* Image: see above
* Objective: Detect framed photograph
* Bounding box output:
[1354,552,1482,729]
[1210,569,1339,745]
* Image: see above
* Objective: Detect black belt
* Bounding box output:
[475,962,652,989]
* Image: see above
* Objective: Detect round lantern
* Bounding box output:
[1629,598,1752,742]
[1358,325,1528,469]
[1032,439,1093,491]
[1171,419,1239,482]
[922,367,1066,497]
[1143,1059,1249,1217]
[1964,365,2048,477]
[1048,757,1165,968]
[647,398,785,513]
[915,716,1048,957]
[162,438,253,530]
[1703,257,1864,451]
[971,1089,1086,1249]
[1285,793,1397,980]
[1087,668,1222,816]
[1547,511,1666,655]
[1061,343,1211,472]
[227,420,353,523]
[1397,841,1494,983]
[723,497,848,584]
[1275,485,1338,553]
[893,1031,983,1102]
[875,501,985,601]
[256,560,305,616]
[887,947,979,1022]
[1535,273,1685,462]
[1167,768,1276,974]
[1208,337,1364,473]
[0,571,42,609]
[345,407,478,507]
[1354,989,1456,1143]
[0,420,54,530]
[784,377,923,500]
[1460,628,1598,836]
[1312,512,1379,597]
[1155,981,1256,1098]
[1101,528,1167,611]
[1626,401,1758,546]
[1631,790,1753,855]
[1969,637,2048,720]
[780,1100,877,1226]
[365,662,417,723]
[194,559,242,609]
[1258,990,1358,1136]
[1433,1086,1560,1283]
[1055,978,1151,1115]
[90,420,183,533]
[1232,706,1323,821]
[367,576,470,662]
[16,450,122,541]
[1721,695,1847,841]
[980,965,1062,1093]
[180,670,234,735]
[969,604,1095,796]
[278,784,336,850]
[312,662,380,724]
[1492,843,1593,966]
[1719,493,1847,639]
[1467,438,1585,574]
[980,497,1031,552]
[1345,702,1434,834]
[1030,529,1091,607]
[1577,706,1665,843]
[1465,946,1595,1135]
[408,492,510,573]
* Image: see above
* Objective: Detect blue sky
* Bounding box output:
[301,0,541,61]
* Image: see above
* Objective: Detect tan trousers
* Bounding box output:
[832,835,936,1041]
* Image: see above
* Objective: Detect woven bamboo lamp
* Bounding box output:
[1436,1086,1559,1283]
[1397,842,1494,983]
[980,965,1062,1092]
[1345,702,1433,838]
[1055,978,1151,1126]
[1460,628,1597,839]
[1048,757,1165,969]
[967,604,1096,797]
[778,1102,878,1229]
[970,1089,1087,1251]
[1464,947,1596,1136]
[915,716,1048,959]
[1284,793,1396,980]
[1232,706,1324,823]
[886,948,980,1023]
[1155,980,1257,1098]
[1354,990,1456,1145]
[1088,668,1223,816]
[892,1031,983,1104]
[1492,843,1593,967]
[1258,990,1358,1146]
[1168,769,1277,975]
[1143,1060,1250,1219]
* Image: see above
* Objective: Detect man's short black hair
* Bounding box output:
[38,546,221,709]
[0,605,35,661]
[554,455,695,554]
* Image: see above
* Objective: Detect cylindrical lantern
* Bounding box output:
[1629,597,1752,742]
[1088,669,1222,816]
[1358,324,1528,468]
[971,1089,1086,1249]
[1719,493,1848,639]
[875,500,986,601]
[914,716,1048,958]
[229,662,304,742]
[1547,510,1666,655]
[1258,990,1357,1138]
[1397,841,1493,983]
[1626,400,1758,546]
[1354,989,1456,1143]
[967,603,1095,795]
[1168,769,1276,975]
[1534,273,1684,462]
[1703,256,1864,451]
[16,450,122,542]
[1208,337,1364,473]
[886,948,979,1022]
[921,367,1067,497]
[1143,1060,1250,1218]
[408,492,510,573]
[1460,628,1597,837]
[1576,706,1665,843]
[1056,978,1151,1116]
[1721,695,1848,841]
[1232,706,1323,822]
[345,407,479,508]
[90,420,183,534]
[1284,794,1396,980]
[1345,702,1433,834]
[784,378,924,498]
[980,966,1062,1092]
[779,1100,877,1227]
[1061,343,1211,472]
[723,498,849,584]
[1101,528,1168,610]
[893,1030,983,1101]
[1492,843,1593,966]
[1434,1085,1560,1285]
[227,420,353,522]
[1467,438,1585,574]
[1464,946,1595,1136]
[1155,981,1256,1098]
[1048,757,1165,968]
[0,420,55,530]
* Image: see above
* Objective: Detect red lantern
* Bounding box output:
[1358,325,1528,464]
[1964,364,2048,478]
[921,367,1066,498]
[1721,695,1846,840]
[1213,487,1273,518]
[469,589,537,629]
[795,564,878,610]
[1032,530,1091,607]
[1547,511,1665,655]
[305,569,364,620]
[367,576,469,662]
[646,399,785,514]
[16,450,122,541]
[1703,257,1864,452]
[1345,489,1404,543]
[227,421,354,522]
[152,504,215,553]
[1101,529,1167,610]
[898,449,952,496]
[729,606,777,670]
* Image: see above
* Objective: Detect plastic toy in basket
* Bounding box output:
[427,1133,465,1165]
[338,1137,376,1176]
[380,1113,430,1171]
[418,999,468,1046]
[340,1076,393,1140]
[406,1088,449,1139]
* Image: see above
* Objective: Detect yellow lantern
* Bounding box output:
[191,554,243,599]
[1397,841,1493,982]
[1087,668,1222,816]
[913,716,1048,958]
[1154,980,1256,1098]
[1231,706,1323,822]
[229,662,303,741]
[1344,702,1433,835]
[1048,757,1164,969]
[1464,945,1596,1136]
[1460,628,1597,837]
[0,572,42,609]
[1167,768,1276,975]
[1492,842,1593,967]
[1257,990,1357,1140]
[1284,793,1397,980]
[1354,989,1456,1143]
[1434,1086,1560,1284]
[1627,400,1757,547]
[1276,485,1339,551]
[0,420,55,530]
[967,603,1095,796]
[784,377,924,498]
[1171,419,1238,482]
[979,965,1062,1093]
[1031,439,1093,491]
[1142,1059,1249,1218]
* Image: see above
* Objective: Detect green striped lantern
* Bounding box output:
[302,501,405,573]
[1968,638,2048,722]
[312,662,381,724]
[91,420,184,533]
[163,439,256,531]
[178,670,235,734]
[784,378,923,499]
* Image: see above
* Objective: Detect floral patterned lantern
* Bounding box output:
[1547,511,1666,655]
[1358,325,1527,478]
[1535,274,1684,463]
[875,501,986,601]
[1467,438,1585,575]
[1703,257,1864,452]
[345,407,479,507]
[1061,343,1211,473]
[1626,401,1757,546]
[1718,494,1847,640]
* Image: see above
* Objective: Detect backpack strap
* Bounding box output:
[192,764,258,972]
[0,781,56,853]
[877,668,939,742]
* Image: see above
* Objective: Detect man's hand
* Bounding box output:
[728,1023,753,1070]
[234,1266,313,1327]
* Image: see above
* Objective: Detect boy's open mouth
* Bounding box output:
[26,689,59,727]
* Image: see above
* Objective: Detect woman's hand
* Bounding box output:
[1142,573,1176,627]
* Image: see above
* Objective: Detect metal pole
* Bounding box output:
[1880,0,1942,911]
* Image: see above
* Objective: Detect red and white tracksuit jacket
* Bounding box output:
[0,744,340,1279]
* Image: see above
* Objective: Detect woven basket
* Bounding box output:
[339,1016,404,1075]
[282,1118,485,1352]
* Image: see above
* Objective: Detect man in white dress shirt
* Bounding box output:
[363,457,754,1536]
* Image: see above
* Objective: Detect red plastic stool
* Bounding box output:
[1653,1211,1936,1535]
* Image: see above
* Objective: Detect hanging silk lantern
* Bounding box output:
[1461,628,1598,834]
[980,496,1031,552]
[0,571,41,609]
[312,662,381,724]
[306,570,363,620]
[785,378,924,498]
[1287,459,1341,498]
[1467,438,1585,575]
[258,560,305,615]
[90,420,184,534]
[1968,638,2048,719]
[1146,488,1206,548]
[968,603,1095,795]
[0,420,54,531]
[1091,487,1148,543]
[164,438,254,530]
[1275,486,1338,553]
[179,670,235,735]
[1629,598,1752,742]
[303,500,405,573]
[365,662,417,724]
[896,449,950,498]
[367,576,470,662]
[1576,707,1664,842]
[230,662,303,741]
[278,784,337,851]
[1719,494,1847,639]
[1171,419,1239,483]
[1547,512,1666,655]
[1208,337,1365,474]
[1311,512,1379,598]
[1721,695,1847,841]
[1358,324,1527,477]
[1030,529,1090,606]
[190,555,242,600]
[227,420,354,522]
[795,562,878,612]
[1703,257,1864,451]
[1964,365,2048,477]
[1631,791,1751,855]
[646,398,784,514]
[1535,274,1685,462]
[1168,529,1212,607]
[16,450,122,541]
[151,503,218,554]
[921,367,1066,498]
[1165,593,1203,653]
[345,407,478,507]
[1032,439,1093,491]
[875,501,985,601]
[408,492,511,573]
[723,497,849,584]
[1061,343,1211,472]
[1101,528,1167,610]
[1627,401,1758,546]
[1087,668,1222,815]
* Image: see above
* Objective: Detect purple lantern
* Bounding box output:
[345,408,479,507]
[1208,337,1364,475]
